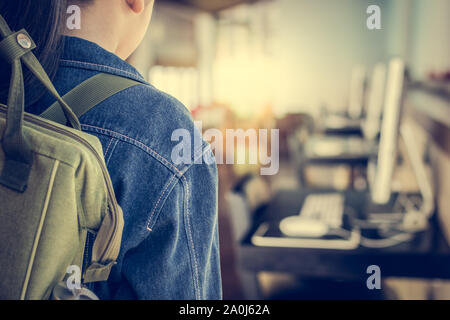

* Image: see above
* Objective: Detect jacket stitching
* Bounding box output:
[81,125,212,299]
[81,124,184,176]
[181,175,201,300]
[104,138,119,166]
[104,138,114,160]
[60,59,144,81]
[145,174,178,231]
[177,143,212,176]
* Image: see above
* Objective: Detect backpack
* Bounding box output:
[0,14,139,299]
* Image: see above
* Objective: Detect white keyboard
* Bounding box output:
[299,193,345,228]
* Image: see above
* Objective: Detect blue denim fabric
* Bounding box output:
[27,36,222,300]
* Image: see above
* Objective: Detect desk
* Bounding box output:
[324,126,363,136]
[239,190,450,284]
[302,146,374,165]
[297,137,376,189]
[236,85,450,299]
[322,115,363,136]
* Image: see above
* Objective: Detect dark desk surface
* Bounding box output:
[239,189,450,281]
[303,153,371,166]
[300,136,378,166]
[322,116,364,136]
[324,126,363,136]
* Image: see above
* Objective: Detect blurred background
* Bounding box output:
[128,0,450,300]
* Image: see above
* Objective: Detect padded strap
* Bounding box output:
[21,52,81,129]
[41,73,141,125]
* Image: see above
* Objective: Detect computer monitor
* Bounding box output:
[363,62,387,140]
[347,65,367,119]
[371,58,406,204]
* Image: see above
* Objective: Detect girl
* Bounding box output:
[0,0,221,300]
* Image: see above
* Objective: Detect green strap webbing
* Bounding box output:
[21,52,81,129]
[0,14,81,192]
[40,73,141,125]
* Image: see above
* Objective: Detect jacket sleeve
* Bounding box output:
[101,146,222,300]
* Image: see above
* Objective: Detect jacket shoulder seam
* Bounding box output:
[81,124,183,176]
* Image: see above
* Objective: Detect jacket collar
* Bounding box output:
[61,36,147,84]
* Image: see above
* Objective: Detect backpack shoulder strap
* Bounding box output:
[40,73,141,125]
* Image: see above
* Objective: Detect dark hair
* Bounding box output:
[0,0,69,106]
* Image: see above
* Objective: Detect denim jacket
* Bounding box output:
[27,36,222,300]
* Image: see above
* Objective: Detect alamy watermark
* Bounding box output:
[366,5,381,30]
[366,265,382,290]
[66,5,82,30]
[171,121,280,176]
[66,265,82,290]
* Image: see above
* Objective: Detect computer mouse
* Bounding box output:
[279,216,329,238]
